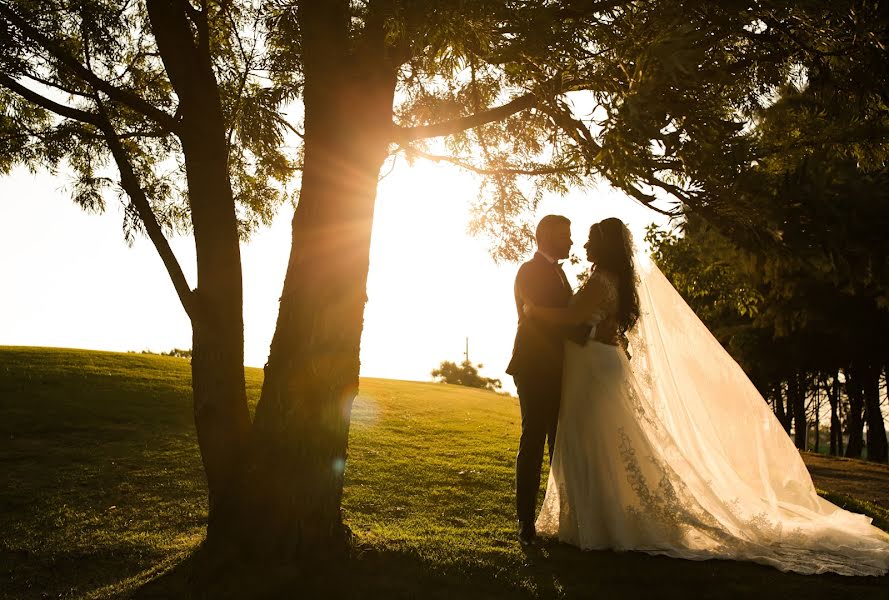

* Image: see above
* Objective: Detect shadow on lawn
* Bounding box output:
[134,544,533,600]
[133,540,889,600]
[529,541,889,600]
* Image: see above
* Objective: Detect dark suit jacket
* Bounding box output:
[506,252,589,380]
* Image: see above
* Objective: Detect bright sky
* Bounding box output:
[0,159,668,393]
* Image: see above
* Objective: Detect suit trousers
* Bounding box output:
[514,370,561,525]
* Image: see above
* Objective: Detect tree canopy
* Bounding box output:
[647,64,889,461]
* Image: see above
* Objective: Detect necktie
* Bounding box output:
[555,262,571,290]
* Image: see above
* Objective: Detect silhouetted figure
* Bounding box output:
[506,215,590,545]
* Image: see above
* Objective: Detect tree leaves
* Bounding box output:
[0,0,293,243]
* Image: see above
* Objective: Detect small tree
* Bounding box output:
[432,360,502,392]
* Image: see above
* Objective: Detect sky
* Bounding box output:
[0,159,669,393]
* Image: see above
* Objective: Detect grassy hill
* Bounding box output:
[1,346,887,599]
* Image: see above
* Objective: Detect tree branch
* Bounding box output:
[95,109,197,320]
[400,145,580,177]
[494,0,631,33]
[536,102,601,160]
[395,70,596,144]
[224,3,258,148]
[1,70,195,315]
[550,0,631,20]
[21,72,93,99]
[643,173,693,205]
[762,14,856,59]
[146,0,221,124]
[0,4,179,132]
[393,90,537,142]
[0,75,100,125]
[275,114,305,139]
[80,128,170,141]
[621,182,679,217]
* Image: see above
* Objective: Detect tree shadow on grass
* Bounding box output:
[133,540,889,600]
[134,544,537,600]
[2,545,176,600]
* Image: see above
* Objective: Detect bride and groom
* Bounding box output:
[506,215,889,576]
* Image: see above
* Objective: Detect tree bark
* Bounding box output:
[245,0,397,556]
[845,366,865,459]
[773,382,792,433]
[813,385,820,454]
[790,373,807,450]
[185,130,251,545]
[147,0,251,545]
[828,371,841,456]
[836,374,845,456]
[862,362,888,463]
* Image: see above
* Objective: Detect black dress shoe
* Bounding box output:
[517,520,536,546]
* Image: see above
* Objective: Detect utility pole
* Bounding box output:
[464,336,469,364]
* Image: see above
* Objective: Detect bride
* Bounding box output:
[523,217,889,576]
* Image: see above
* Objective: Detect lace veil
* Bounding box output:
[621,250,889,575]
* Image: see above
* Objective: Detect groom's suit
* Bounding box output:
[507,252,589,527]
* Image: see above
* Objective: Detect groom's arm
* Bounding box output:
[515,264,568,339]
[516,265,592,348]
[514,262,548,318]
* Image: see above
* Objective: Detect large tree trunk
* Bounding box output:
[147,0,251,545]
[245,1,397,556]
[845,366,865,459]
[862,362,888,463]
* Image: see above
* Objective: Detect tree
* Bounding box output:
[647,50,889,460]
[648,214,889,457]
[0,0,294,545]
[432,360,502,391]
[248,0,856,554]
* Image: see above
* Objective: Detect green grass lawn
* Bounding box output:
[1,346,887,599]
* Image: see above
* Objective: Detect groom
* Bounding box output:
[506,215,616,545]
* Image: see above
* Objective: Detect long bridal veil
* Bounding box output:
[621,251,889,575]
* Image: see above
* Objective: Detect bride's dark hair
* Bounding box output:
[589,218,640,333]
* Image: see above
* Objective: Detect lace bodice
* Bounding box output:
[573,268,619,322]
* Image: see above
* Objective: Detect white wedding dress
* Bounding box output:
[535,254,889,576]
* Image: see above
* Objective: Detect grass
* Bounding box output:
[1,346,888,599]
[816,490,889,533]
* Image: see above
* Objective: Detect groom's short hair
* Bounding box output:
[536,214,571,244]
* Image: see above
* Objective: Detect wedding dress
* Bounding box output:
[535,253,889,576]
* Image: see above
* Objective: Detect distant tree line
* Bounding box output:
[131,348,193,359]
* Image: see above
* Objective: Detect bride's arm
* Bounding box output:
[524,276,607,325]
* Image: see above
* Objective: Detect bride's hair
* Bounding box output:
[589,218,640,333]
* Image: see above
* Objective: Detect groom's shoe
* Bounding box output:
[517,520,536,546]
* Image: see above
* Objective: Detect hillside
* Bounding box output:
[1,346,887,599]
